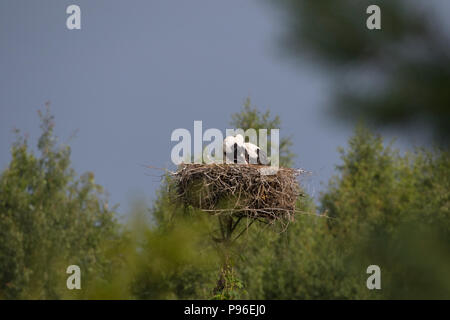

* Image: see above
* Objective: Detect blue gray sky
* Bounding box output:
[1,1,446,217]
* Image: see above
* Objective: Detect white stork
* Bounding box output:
[244,142,269,165]
[223,134,247,164]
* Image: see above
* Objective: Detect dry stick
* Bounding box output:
[218,215,225,240]
[200,208,335,220]
[173,163,307,226]
[232,219,256,243]
[230,216,243,234]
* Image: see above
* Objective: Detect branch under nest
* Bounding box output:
[171,163,306,224]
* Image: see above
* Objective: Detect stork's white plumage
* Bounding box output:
[234,135,247,164]
[234,134,244,146]
[223,134,247,164]
[223,136,236,155]
[244,142,269,165]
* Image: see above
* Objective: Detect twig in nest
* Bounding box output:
[172,163,306,225]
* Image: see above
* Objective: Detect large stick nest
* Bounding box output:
[172,164,304,222]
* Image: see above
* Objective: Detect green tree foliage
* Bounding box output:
[0,109,219,300]
[127,200,220,300]
[320,125,450,299]
[71,210,220,300]
[271,0,450,143]
[0,108,118,299]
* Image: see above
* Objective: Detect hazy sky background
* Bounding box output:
[1,1,447,217]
